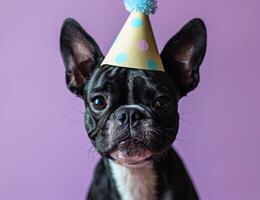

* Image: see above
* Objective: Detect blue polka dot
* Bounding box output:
[131,18,143,28]
[147,59,157,70]
[115,53,128,64]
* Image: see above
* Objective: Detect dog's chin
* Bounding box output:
[109,139,154,168]
[110,149,154,168]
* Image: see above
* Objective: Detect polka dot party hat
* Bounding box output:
[101,0,164,71]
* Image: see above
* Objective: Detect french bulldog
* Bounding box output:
[60,17,207,200]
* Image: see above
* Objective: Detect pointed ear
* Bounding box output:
[60,18,104,97]
[161,18,207,97]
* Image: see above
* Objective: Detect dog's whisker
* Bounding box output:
[85,145,98,160]
[71,119,83,124]
[175,137,191,144]
[79,143,89,150]
[65,105,84,115]
[79,142,97,158]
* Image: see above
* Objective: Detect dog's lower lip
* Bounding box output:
[110,150,153,167]
[112,156,153,167]
[126,156,153,165]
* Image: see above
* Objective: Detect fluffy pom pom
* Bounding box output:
[124,0,158,15]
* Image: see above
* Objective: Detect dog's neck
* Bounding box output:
[109,160,157,200]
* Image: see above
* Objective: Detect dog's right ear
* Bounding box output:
[60,18,104,97]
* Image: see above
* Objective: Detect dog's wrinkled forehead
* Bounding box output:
[84,66,177,101]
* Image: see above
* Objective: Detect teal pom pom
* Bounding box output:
[124,0,158,15]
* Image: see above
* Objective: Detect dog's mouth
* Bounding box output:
[109,139,154,167]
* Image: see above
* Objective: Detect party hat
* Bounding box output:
[101,0,164,71]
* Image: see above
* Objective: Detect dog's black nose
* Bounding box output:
[116,107,145,126]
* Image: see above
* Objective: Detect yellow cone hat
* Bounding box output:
[101,0,164,72]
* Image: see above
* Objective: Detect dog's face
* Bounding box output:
[60,18,206,167]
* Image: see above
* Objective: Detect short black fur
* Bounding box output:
[60,17,207,200]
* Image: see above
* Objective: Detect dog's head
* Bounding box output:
[60,18,206,167]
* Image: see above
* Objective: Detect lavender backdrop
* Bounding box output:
[1,0,259,199]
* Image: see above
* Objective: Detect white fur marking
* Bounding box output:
[123,104,146,111]
[109,160,157,200]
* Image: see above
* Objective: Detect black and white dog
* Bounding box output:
[60,17,207,200]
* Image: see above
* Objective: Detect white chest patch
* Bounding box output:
[109,160,157,200]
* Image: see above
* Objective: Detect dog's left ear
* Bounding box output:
[161,18,207,97]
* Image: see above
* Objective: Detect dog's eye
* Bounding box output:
[91,96,107,110]
[153,96,170,111]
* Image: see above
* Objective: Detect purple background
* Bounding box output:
[1,0,259,199]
